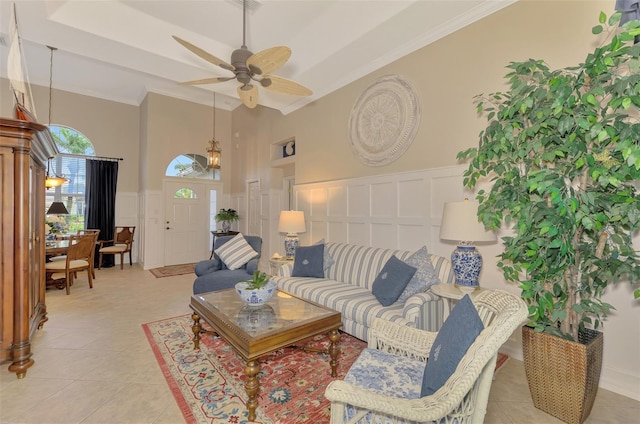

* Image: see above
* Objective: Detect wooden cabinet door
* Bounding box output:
[0,145,15,364]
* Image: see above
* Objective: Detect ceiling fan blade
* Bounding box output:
[179,77,234,85]
[261,75,312,96]
[237,84,259,109]
[246,46,291,76]
[173,35,235,72]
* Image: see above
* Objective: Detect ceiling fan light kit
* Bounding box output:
[173,0,311,109]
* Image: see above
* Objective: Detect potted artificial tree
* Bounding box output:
[215,208,239,233]
[458,12,640,424]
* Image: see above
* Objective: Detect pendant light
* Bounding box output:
[207,92,222,170]
[45,158,66,188]
[46,201,69,215]
[45,45,67,188]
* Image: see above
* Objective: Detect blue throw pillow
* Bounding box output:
[397,246,440,303]
[371,256,417,306]
[313,238,336,270]
[421,294,484,397]
[291,244,325,277]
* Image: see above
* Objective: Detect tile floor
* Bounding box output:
[1,265,638,423]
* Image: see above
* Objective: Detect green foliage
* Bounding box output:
[50,126,93,154]
[458,13,640,341]
[244,270,271,290]
[174,188,195,199]
[215,208,239,222]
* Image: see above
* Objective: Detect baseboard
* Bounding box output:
[600,366,640,401]
[498,336,640,402]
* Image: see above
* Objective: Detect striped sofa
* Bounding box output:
[272,242,455,342]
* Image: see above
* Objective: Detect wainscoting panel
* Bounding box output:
[398,224,429,252]
[113,191,139,266]
[293,166,469,252]
[311,188,327,217]
[371,222,395,248]
[142,190,164,270]
[327,220,348,244]
[348,184,369,217]
[327,186,347,217]
[347,221,368,246]
[371,182,396,218]
[309,220,327,242]
[398,177,428,218]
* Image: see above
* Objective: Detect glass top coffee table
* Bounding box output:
[190,288,342,421]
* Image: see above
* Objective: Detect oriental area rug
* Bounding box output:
[149,263,196,278]
[143,314,508,424]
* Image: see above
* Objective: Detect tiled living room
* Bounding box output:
[2,0,640,423]
[1,266,638,424]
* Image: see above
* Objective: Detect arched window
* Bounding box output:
[165,153,220,180]
[46,125,96,233]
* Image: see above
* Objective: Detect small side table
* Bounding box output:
[431,283,485,316]
[269,257,294,275]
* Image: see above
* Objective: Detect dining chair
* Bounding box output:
[98,226,135,270]
[49,229,100,278]
[45,233,98,295]
[77,229,100,278]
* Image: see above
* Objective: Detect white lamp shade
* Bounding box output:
[439,200,496,243]
[278,211,306,234]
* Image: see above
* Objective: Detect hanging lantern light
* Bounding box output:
[45,46,67,188]
[207,139,221,170]
[206,92,221,170]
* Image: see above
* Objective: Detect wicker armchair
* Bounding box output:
[324,289,527,423]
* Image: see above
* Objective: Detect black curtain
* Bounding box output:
[85,159,119,268]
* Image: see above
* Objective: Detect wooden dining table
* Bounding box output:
[45,239,71,257]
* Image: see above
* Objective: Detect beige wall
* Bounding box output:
[231,0,613,186]
[0,81,234,195]
[1,78,140,193]
[140,92,232,192]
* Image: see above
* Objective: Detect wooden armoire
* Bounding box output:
[0,118,57,378]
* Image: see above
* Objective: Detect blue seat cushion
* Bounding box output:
[193,269,253,294]
[345,348,424,399]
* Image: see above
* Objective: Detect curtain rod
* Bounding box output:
[57,153,123,162]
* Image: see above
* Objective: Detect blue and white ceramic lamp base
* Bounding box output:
[284,234,299,258]
[451,245,483,293]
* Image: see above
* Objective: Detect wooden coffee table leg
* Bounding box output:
[191,313,202,350]
[245,359,260,422]
[328,329,341,377]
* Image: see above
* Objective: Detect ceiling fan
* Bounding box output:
[173,0,312,109]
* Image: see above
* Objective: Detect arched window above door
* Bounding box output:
[165,154,220,180]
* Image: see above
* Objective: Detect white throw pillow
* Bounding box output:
[216,233,258,270]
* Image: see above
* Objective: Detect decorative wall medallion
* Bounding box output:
[348,74,421,166]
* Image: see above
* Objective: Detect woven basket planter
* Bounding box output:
[522,326,603,424]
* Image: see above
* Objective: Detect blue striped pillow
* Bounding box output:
[216,233,258,270]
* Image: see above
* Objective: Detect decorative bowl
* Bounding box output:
[235,279,277,306]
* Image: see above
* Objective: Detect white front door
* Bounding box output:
[164,180,210,266]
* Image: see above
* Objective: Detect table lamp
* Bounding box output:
[439,199,496,292]
[278,210,306,258]
[46,201,69,215]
